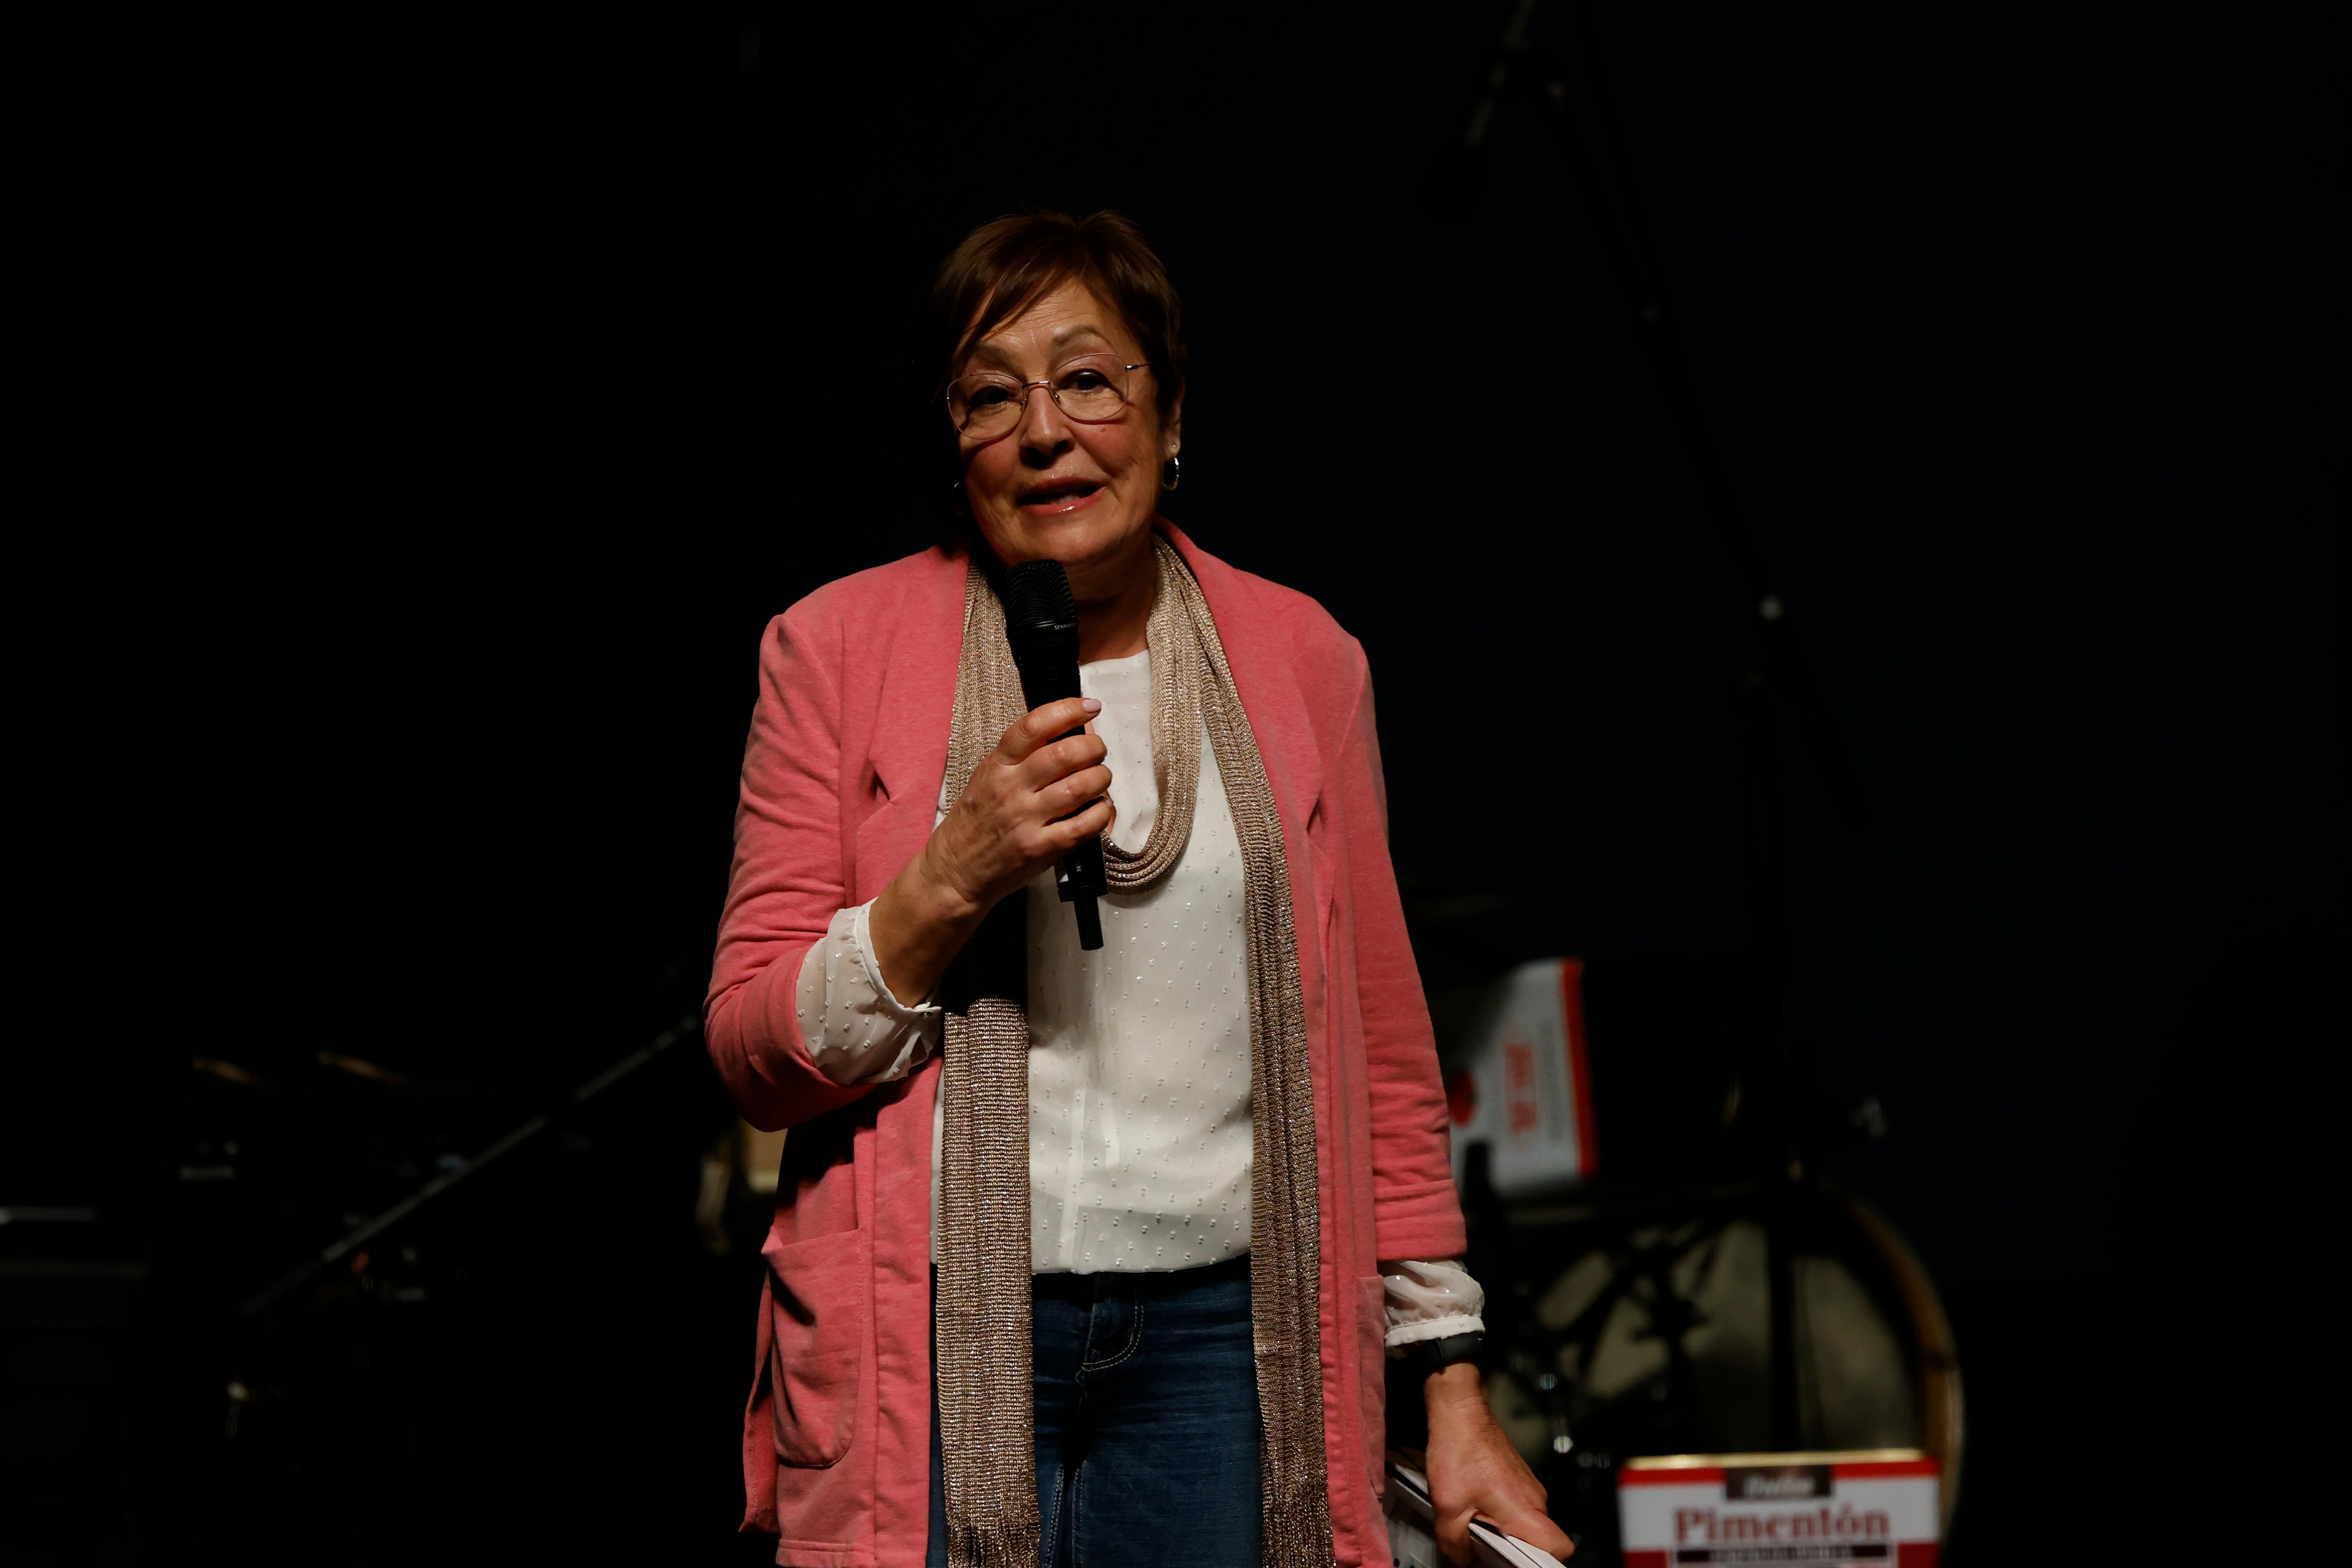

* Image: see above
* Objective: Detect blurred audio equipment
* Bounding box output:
[0,1258,153,1562]
[238,1013,701,1318]
[739,1120,788,1195]
[1427,956,1960,1565]
[695,1119,790,1256]
[1458,1174,1960,1563]
[1427,0,1888,1511]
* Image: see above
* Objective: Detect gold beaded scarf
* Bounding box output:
[931,536,1330,1568]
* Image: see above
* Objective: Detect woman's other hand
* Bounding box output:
[1424,1363,1574,1564]
[868,696,1113,1004]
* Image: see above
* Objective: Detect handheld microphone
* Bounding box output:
[1001,560,1108,950]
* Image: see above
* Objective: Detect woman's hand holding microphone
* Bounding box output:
[868,697,1113,1007]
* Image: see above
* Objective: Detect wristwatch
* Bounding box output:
[1397,1329,1484,1383]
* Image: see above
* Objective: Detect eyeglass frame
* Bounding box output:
[943,358,1155,436]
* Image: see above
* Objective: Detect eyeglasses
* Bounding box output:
[946,356,1152,437]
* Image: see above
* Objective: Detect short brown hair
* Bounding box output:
[913,208,1187,543]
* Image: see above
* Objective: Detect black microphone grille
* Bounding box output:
[1003,558,1078,629]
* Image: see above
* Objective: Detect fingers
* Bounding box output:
[1048,796,1115,847]
[1435,1507,1474,1566]
[1038,763,1113,814]
[1436,1505,1573,1564]
[998,698,1099,762]
[1479,1503,1574,1560]
[1018,732,1109,791]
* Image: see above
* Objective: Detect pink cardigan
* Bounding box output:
[706,524,1464,1567]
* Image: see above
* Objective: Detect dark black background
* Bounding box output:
[3,1,2344,1563]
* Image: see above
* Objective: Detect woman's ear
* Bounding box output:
[1161,392,1183,458]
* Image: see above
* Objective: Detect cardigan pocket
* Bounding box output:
[764,1227,871,1468]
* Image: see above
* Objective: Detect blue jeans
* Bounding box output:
[928,1255,1263,1568]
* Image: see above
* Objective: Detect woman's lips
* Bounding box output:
[1016,480,1106,515]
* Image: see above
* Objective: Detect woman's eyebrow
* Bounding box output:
[1050,324,1111,348]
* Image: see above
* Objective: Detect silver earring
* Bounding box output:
[1161,454,1181,491]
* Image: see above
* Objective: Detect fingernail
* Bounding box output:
[1080,698,1102,714]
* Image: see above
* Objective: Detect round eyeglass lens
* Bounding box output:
[1052,360,1129,420]
[949,378,1021,432]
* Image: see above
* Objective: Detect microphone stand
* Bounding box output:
[1437,0,1868,1453]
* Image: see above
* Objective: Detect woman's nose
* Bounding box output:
[1018,383,1071,452]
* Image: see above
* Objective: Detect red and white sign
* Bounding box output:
[1619,1452,1940,1567]
[1446,957,1599,1197]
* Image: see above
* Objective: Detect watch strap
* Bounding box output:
[1397,1329,1484,1381]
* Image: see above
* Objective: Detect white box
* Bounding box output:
[1618,1450,1940,1567]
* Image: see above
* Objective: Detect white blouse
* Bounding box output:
[793,650,1483,1349]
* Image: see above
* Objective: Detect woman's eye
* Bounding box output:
[1060,369,1110,392]
[967,383,1014,408]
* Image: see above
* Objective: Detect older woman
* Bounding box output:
[707,209,1569,1568]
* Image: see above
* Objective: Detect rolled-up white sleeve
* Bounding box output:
[1382,1258,1488,1351]
[794,901,942,1085]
